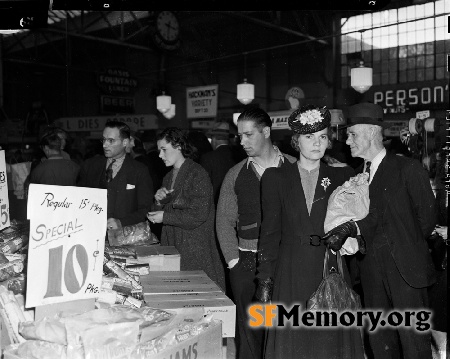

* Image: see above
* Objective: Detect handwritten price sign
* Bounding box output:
[26,184,107,308]
[0,151,10,231]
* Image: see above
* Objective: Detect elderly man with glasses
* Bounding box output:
[77,121,153,231]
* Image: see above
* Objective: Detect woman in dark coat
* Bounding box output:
[147,127,225,290]
[256,105,365,359]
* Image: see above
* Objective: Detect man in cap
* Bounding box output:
[323,103,436,359]
[216,108,296,359]
[200,121,239,205]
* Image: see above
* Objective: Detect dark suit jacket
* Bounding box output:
[357,152,436,288]
[77,154,153,227]
[258,161,355,279]
[200,145,238,205]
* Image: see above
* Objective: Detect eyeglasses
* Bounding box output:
[100,138,120,145]
[310,235,324,246]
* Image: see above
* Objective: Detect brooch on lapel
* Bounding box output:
[321,177,331,191]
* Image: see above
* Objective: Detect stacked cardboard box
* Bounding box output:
[135,245,181,271]
[142,271,236,338]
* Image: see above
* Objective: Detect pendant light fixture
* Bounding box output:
[237,53,254,105]
[163,104,176,119]
[156,91,172,113]
[350,30,373,94]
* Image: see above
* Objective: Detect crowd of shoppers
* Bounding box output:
[2,103,446,359]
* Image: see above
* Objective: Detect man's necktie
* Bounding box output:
[105,159,116,183]
[365,161,371,181]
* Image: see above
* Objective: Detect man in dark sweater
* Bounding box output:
[29,132,79,186]
[216,108,296,359]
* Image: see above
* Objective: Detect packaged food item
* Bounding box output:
[0,235,28,254]
[101,277,133,296]
[104,246,136,259]
[125,263,150,276]
[19,318,67,345]
[103,254,142,291]
[0,252,8,264]
[0,260,24,281]
[107,221,152,247]
[6,274,26,295]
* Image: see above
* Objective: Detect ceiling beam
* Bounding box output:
[223,11,328,45]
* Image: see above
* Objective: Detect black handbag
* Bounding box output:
[307,250,362,311]
[427,232,448,271]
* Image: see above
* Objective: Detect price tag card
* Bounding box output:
[416,110,430,120]
[26,184,107,308]
[0,151,10,230]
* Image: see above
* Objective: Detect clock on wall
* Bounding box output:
[151,11,181,51]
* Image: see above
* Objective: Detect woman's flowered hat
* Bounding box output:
[288,105,331,134]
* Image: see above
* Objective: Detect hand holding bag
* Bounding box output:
[107,221,159,246]
[307,250,361,311]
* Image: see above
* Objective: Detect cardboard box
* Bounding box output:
[142,271,236,338]
[146,320,222,359]
[135,246,180,271]
[145,294,235,338]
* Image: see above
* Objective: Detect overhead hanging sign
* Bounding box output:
[26,184,107,308]
[55,114,158,132]
[186,85,219,119]
[97,68,138,95]
[0,151,10,231]
[268,110,293,130]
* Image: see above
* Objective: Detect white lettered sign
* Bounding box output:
[0,151,10,230]
[186,85,219,119]
[26,184,107,308]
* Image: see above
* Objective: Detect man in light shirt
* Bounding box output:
[323,103,436,359]
[216,108,296,359]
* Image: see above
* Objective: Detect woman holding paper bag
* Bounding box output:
[147,127,225,291]
[255,105,364,359]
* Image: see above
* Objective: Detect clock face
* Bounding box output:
[156,11,180,44]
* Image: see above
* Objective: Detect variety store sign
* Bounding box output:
[186,85,218,119]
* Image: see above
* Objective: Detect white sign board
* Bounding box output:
[191,120,216,130]
[55,114,158,132]
[416,110,430,120]
[268,110,294,130]
[26,184,107,308]
[186,85,219,119]
[0,151,10,230]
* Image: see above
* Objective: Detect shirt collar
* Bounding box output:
[246,145,284,169]
[107,153,126,167]
[367,148,386,178]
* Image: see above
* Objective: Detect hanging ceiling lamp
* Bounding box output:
[350,31,373,94]
[163,104,176,119]
[156,91,171,113]
[237,54,254,105]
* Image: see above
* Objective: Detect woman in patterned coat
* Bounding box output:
[147,127,225,290]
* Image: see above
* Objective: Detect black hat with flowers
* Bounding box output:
[288,105,331,134]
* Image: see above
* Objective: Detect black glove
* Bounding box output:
[322,220,358,252]
[255,277,274,303]
[356,235,367,255]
